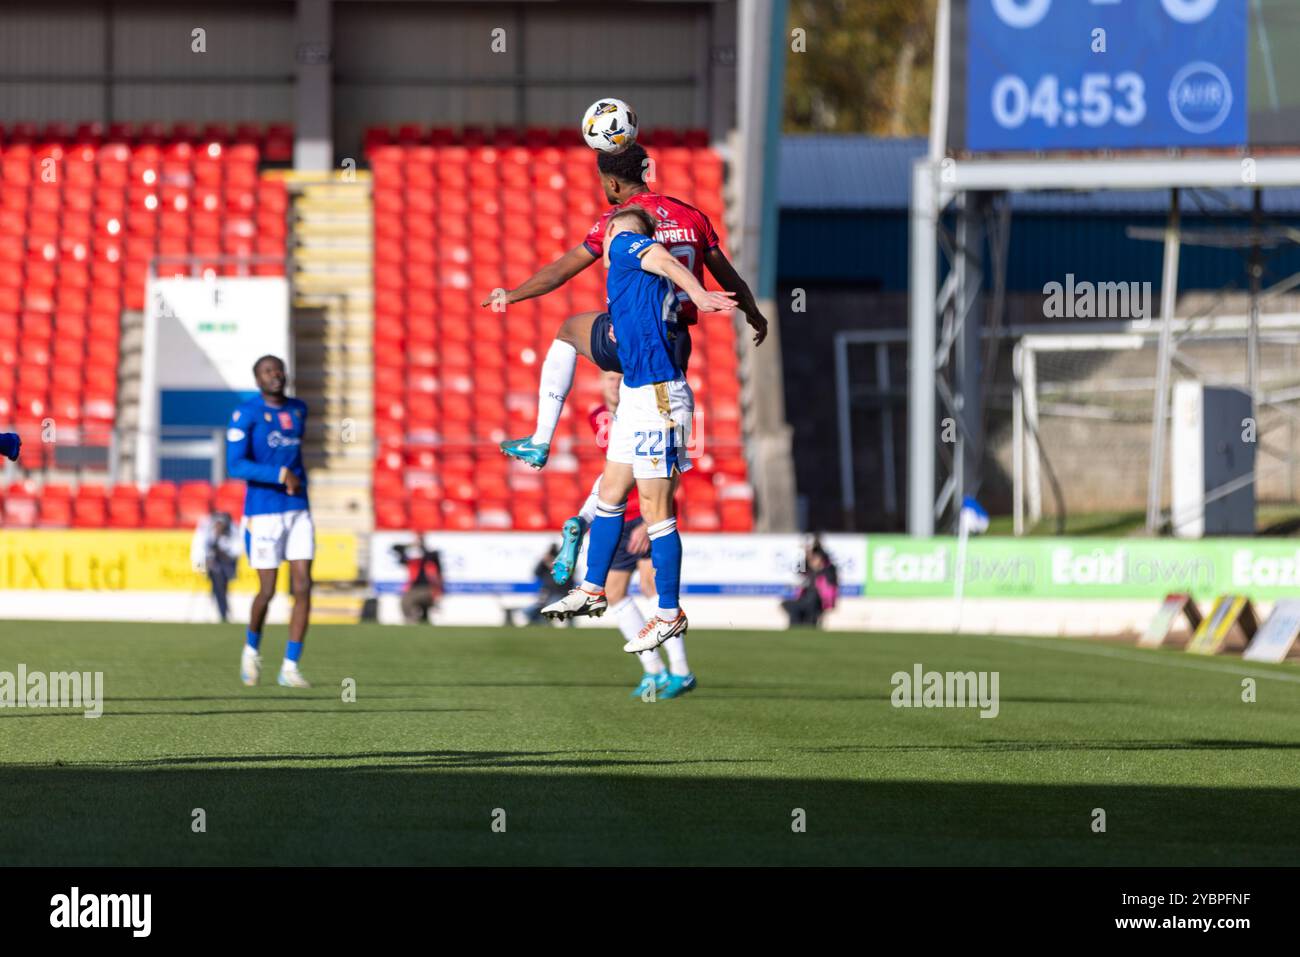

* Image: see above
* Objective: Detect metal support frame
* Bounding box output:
[908,168,1008,535]
[1145,191,1182,532]
[835,330,905,528]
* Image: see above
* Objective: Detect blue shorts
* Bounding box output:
[590,313,693,375]
[610,517,650,572]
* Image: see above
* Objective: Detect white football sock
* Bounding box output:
[577,477,601,525]
[663,634,689,676]
[613,597,664,673]
[531,340,577,445]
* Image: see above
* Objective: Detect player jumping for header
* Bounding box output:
[541,205,734,654]
[553,371,696,699]
[481,143,768,469]
[226,355,315,688]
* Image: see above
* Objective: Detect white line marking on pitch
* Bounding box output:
[965,633,1300,685]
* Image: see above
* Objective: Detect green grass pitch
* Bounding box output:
[1,620,1299,866]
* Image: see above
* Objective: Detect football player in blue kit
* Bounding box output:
[225,355,315,688]
[542,205,734,659]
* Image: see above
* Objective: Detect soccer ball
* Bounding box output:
[581,98,638,154]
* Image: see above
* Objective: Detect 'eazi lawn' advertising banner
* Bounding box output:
[865,536,1300,601]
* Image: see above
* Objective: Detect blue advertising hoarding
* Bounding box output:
[967,0,1247,151]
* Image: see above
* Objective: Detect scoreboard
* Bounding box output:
[957,0,1275,153]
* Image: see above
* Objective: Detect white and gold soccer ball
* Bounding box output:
[581,98,639,154]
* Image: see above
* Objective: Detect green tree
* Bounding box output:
[784,0,937,136]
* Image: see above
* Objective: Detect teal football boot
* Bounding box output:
[499,436,550,469]
[552,516,587,586]
[631,671,672,700]
[658,672,697,700]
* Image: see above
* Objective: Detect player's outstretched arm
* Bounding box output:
[639,244,736,313]
[703,246,769,345]
[480,244,596,308]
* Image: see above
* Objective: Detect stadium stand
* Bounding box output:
[0,123,288,528]
[0,122,752,533]
[365,126,752,532]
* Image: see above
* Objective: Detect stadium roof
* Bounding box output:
[779,135,1300,215]
[779,136,926,210]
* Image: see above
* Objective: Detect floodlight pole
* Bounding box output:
[1145,189,1182,533]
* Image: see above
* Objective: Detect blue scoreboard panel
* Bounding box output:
[966,0,1247,152]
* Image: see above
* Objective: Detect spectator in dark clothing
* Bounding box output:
[400,542,445,624]
[783,541,839,628]
[521,544,570,625]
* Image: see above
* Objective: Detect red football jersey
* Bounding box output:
[583,192,720,325]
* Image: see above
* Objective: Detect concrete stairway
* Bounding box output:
[273,169,374,557]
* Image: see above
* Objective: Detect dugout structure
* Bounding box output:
[910,0,1300,535]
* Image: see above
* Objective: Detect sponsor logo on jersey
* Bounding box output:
[278,411,294,430]
[267,431,301,448]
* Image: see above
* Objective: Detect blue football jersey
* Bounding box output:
[605,231,684,388]
[225,397,309,516]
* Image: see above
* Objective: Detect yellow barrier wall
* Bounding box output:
[0,530,356,591]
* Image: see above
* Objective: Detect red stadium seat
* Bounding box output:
[107,485,142,528]
[3,485,38,527]
[72,493,107,528]
[38,484,73,527]
[364,133,747,528]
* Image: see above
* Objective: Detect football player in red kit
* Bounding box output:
[483,142,768,469]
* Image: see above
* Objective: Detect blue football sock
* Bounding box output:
[647,517,682,613]
[580,499,627,590]
[285,640,304,664]
[245,629,262,652]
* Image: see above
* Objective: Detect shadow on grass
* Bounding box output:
[0,707,487,719]
[801,739,1300,754]
[1,757,1297,866]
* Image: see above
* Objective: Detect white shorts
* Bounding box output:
[608,378,694,480]
[242,510,316,569]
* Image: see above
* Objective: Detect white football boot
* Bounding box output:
[240,649,261,687]
[541,587,609,621]
[277,664,311,689]
[623,611,688,654]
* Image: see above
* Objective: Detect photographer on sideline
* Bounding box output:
[192,510,241,623]
[398,539,445,624]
